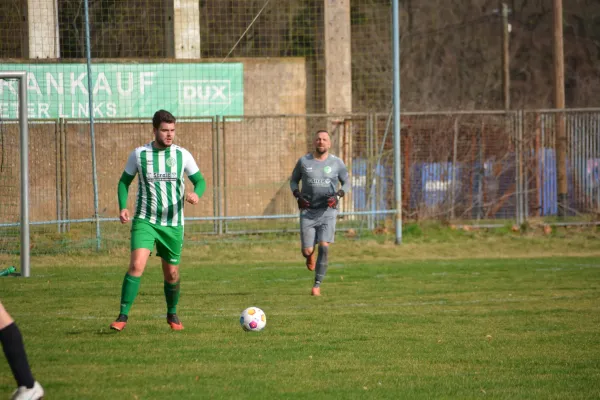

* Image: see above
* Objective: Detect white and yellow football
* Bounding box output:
[240,307,266,332]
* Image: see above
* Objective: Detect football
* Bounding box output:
[240,307,267,331]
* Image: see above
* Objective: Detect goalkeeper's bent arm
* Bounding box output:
[290,159,302,193]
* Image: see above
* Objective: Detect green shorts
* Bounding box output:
[131,219,184,265]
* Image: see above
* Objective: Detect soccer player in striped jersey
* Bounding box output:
[290,130,350,296]
[110,110,206,331]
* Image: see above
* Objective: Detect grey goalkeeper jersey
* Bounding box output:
[290,153,350,210]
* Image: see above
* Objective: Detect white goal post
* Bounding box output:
[0,71,30,277]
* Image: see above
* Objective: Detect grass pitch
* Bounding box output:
[1,233,600,399]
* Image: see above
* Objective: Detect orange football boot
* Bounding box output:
[110,314,128,331]
[167,313,184,330]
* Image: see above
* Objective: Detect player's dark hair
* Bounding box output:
[152,110,176,129]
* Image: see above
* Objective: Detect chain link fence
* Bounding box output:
[2,109,600,253]
[2,1,600,254]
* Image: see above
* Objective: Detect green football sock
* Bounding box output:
[119,274,141,316]
[164,281,181,314]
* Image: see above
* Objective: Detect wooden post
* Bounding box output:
[501,2,510,110]
[534,114,542,216]
[450,118,459,220]
[470,132,476,216]
[343,118,353,216]
[476,121,485,220]
[481,120,487,212]
[403,128,411,213]
[554,0,567,216]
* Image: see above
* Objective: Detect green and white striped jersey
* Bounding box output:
[123,142,199,226]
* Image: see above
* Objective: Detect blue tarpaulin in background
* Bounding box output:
[352,158,388,219]
[411,162,458,208]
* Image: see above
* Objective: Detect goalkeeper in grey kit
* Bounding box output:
[290,130,350,296]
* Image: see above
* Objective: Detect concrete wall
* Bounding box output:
[241,57,307,115]
[324,0,352,114]
[25,0,60,58]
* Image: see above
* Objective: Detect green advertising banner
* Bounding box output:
[0,63,244,119]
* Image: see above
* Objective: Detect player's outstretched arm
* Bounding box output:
[290,159,311,209]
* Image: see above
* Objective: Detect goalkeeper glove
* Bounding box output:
[327,190,345,209]
[293,189,310,209]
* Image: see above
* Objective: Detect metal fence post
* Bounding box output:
[212,116,219,235]
[222,116,228,234]
[55,118,61,233]
[217,116,223,235]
